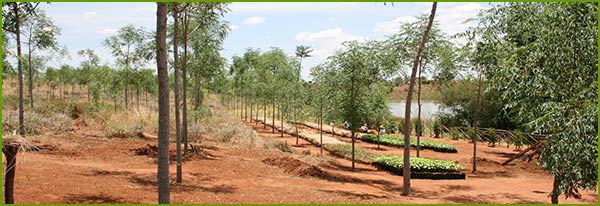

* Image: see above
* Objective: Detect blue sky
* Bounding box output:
[33,2,491,80]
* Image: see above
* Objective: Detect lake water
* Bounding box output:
[389,100,441,119]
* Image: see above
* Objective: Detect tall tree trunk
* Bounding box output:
[473,67,483,173]
[416,59,424,157]
[320,95,323,155]
[27,36,33,108]
[156,3,170,203]
[402,2,437,196]
[172,6,182,184]
[7,4,23,203]
[250,94,253,122]
[182,12,189,156]
[351,130,356,171]
[124,84,128,109]
[280,105,284,137]
[263,99,267,128]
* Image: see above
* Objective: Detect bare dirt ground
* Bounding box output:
[3,111,598,204]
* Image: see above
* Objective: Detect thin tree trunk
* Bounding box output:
[473,67,483,173]
[156,3,170,203]
[3,146,18,204]
[320,95,323,155]
[263,99,266,128]
[27,36,33,108]
[416,59,423,157]
[402,2,437,196]
[551,176,560,204]
[182,12,189,156]
[7,4,23,203]
[172,6,182,184]
[280,105,284,137]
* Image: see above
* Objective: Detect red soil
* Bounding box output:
[2,118,598,204]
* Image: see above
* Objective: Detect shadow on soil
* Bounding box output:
[128,175,237,194]
[64,193,127,204]
[319,189,388,200]
[443,193,543,204]
[83,169,134,177]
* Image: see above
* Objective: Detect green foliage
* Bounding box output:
[373,155,463,173]
[324,143,377,162]
[414,119,423,136]
[449,127,461,140]
[472,3,597,200]
[362,134,457,153]
[486,128,497,146]
[433,120,442,138]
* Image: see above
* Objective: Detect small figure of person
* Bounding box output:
[379,125,386,135]
[359,123,368,133]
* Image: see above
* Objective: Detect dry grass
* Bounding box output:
[2,109,73,135]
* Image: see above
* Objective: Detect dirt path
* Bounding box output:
[4,114,598,204]
[242,117,598,204]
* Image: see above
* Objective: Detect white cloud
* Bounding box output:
[436,3,485,36]
[229,24,239,31]
[295,27,366,59]
[83,11,97,19]
[373,16,418,33]
[372,3,487,45]
[243,16,266,25]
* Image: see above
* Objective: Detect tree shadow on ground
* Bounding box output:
[64,193,127,204]
[443,193,543,204]
[83,169,134,177]
[468,170,515,179]
[318,189,388,200]
[128,174,237,194]
[484,150,517,159]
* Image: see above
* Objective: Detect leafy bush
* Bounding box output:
[414,119,423,136]
[373,155,463,173]
[362,134,457,153]
[433,120,442,138]
[513,130,524,149]
[385,120,397,134]
[449,127,461,140]
[324,143,377,162]
[486,128,498,146]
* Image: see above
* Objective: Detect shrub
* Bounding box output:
[2,109,72,135]
[385,120,397,134]
[373,155,463,173]
[397,118,405,134]
[465,128,477,141]
[513,130,524,149]
[449,127,461,140]
[324,143,377,162]
[433,120,442,138]
[486,128,498,146]
[414,119,423,136]
[362,134,457,153]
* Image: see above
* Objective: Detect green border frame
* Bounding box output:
[0,0,598,205]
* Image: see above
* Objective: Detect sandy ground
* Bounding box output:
[2,113,598,204]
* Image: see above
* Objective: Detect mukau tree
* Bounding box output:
[22,9,61,108]
[156,2,170,203]
[473,2,597,203]
[2,2,41,203]
[103,24,151,110]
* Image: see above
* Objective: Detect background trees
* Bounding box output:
[471,2,597,203]
[103,24,152,110]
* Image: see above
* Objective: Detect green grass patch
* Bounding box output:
[361,134,458,153]
[324,143,377,163]
[373,155,463,173]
